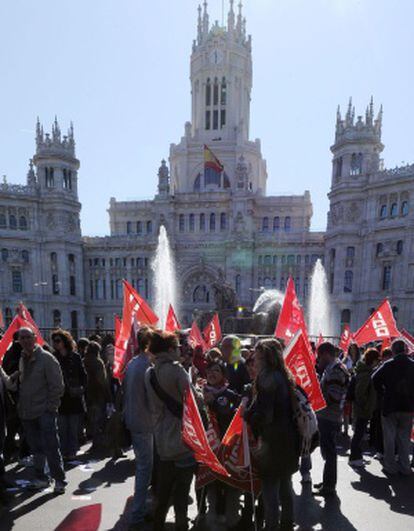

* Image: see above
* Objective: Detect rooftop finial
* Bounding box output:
[236,1,243,36]
[203,0,209,35]
[228,0,235,31]
[197,4,203,43]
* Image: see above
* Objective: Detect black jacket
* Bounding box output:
[372,354,414,415]
[54,351,87,415]
[207,387,240,438]
[226,359,251,394]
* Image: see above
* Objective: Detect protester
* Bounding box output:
[220,335,251,394]
[349,348,380,467]
[145,330,196,531]
[17,327,66,493]
[123,326,154,530]
[245,338,300,531]
[314,341,349,497]
[0,365,18,503]
[83,340,111,453]
[77,337,90,359]
[52,329,87,460]
[203,359,241,528]
[372,339,414,476]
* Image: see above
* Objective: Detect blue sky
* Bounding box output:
[1,0,413,236]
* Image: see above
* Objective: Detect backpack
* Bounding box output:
[292,385,319,456]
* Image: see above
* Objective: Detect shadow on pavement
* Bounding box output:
[74,457,135,495]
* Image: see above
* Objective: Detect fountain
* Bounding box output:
[308,258,332,338]
[252,288,285,335]
[151,225,178,329]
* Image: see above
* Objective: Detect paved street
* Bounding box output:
[1,438,413,531]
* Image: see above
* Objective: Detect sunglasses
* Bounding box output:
[52,337,63,343]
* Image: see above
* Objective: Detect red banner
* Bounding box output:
[113,280,158,379]
[353,299,399,346]
[165,304,181,332]
[284,330,326,412]
[203,313,222,350]
[188,321,207,352]
[0,311,45,363]
[17,303,45,345]
[338,324,353,353]
[114,314,122,342]
[182,387,229,477]
[275,277,311,351]
[401,329,414,352]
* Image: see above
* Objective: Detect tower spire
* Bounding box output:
[228,0,235,32]
[236,1,243,36]
[203,1,209,35]
[197,4,203,43]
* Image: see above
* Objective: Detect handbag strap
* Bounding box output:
[148,367,183,418]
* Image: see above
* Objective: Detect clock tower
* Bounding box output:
[190,0,252,143]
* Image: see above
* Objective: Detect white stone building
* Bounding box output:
[0,2,412,335]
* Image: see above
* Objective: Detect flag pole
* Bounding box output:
[244,421,258,531]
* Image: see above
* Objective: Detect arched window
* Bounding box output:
[296,255,301,265]
[287,255,294,265]
[235,274,241,295]
[376,242,383,256]
[390,203,398,217]
[210,213,216,231]
[262,217,269,232]
[21,250,29,263]
[53,309,61,327]
[273,255,278,265]
[136,221,142,234]
[137,278,144,294]
[380,204,387,219]
[264,255,271,266]
[350,153,363,175]
[220,213,227,231]
[200,213,205,231]
[179,214,185,232]
[126,221,132,234]
[45,167,54,187]
[4,307,12,327]
[19,216,28,230]
[264,277,272,288]
[213,77,219,106]
[284,217,291,232]
[0,213,6,228]
[9,215,17,230]
[273,217,280,231]
[193,285,210,303]
[401,201,409,216]
[1,248,8,262]
[12,270,23,293]
[346,246,355,258]
[344,270,353,293]
[146,221,152,233]
[397,240,403,255]
[220,77,227,105]
[335,156,343,179]
[52,274,60,294]
[189,213,195,232]
[206,78,211,106]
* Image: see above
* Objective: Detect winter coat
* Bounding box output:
[145,351,193,462]
[372,354,414,415]
[317,359,349,424]
[204,385,240,438]
[18,346,64,420]
[83,353,111,407]
[54,350,87,415]
[123,353,153,434]
[244,369,300,478]
[353,361,377,419]
[226,358,251,394]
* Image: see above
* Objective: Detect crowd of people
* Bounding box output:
[0,324,413,531]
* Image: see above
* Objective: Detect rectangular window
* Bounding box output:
[137,221,142,234]
[205,111,211,130]
[220,109,226,128]
[200,213,205,231]
[12,270,22,293]
[70,275,76,296]
[95,279,100,300]
[52,274,60,295]
[213,83,219,105]
[102,278,106,299]
[382,265,392,290]
[111,279,114,299]
[213,110,219,130]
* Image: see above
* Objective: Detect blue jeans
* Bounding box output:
[130,432,154,524]
[58,414,80,456]
[318,417,340,490]
[22,411,65,482]
[261,474,294,529]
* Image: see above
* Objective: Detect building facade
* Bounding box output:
[0,2,412,334]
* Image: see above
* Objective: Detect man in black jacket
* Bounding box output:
[372,339,414,476]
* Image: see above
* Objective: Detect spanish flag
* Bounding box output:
[204,144,224,173]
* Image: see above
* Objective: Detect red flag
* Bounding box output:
[353,299,399,346]
[188,321,207,351]
[401,329,414,352]
[0,312,45,364]
[275,277,311,350]
[182,387,229,477]
[113,280,158,379]
[165,304,181,332]
[17,303,45,345]
[114,315,122,342]
[203,313,222,349]
[338,324,353,353]
[284,330,326,412]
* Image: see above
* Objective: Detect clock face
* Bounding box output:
[210,49,223,65]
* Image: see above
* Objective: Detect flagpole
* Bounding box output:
[245,422,258,531]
